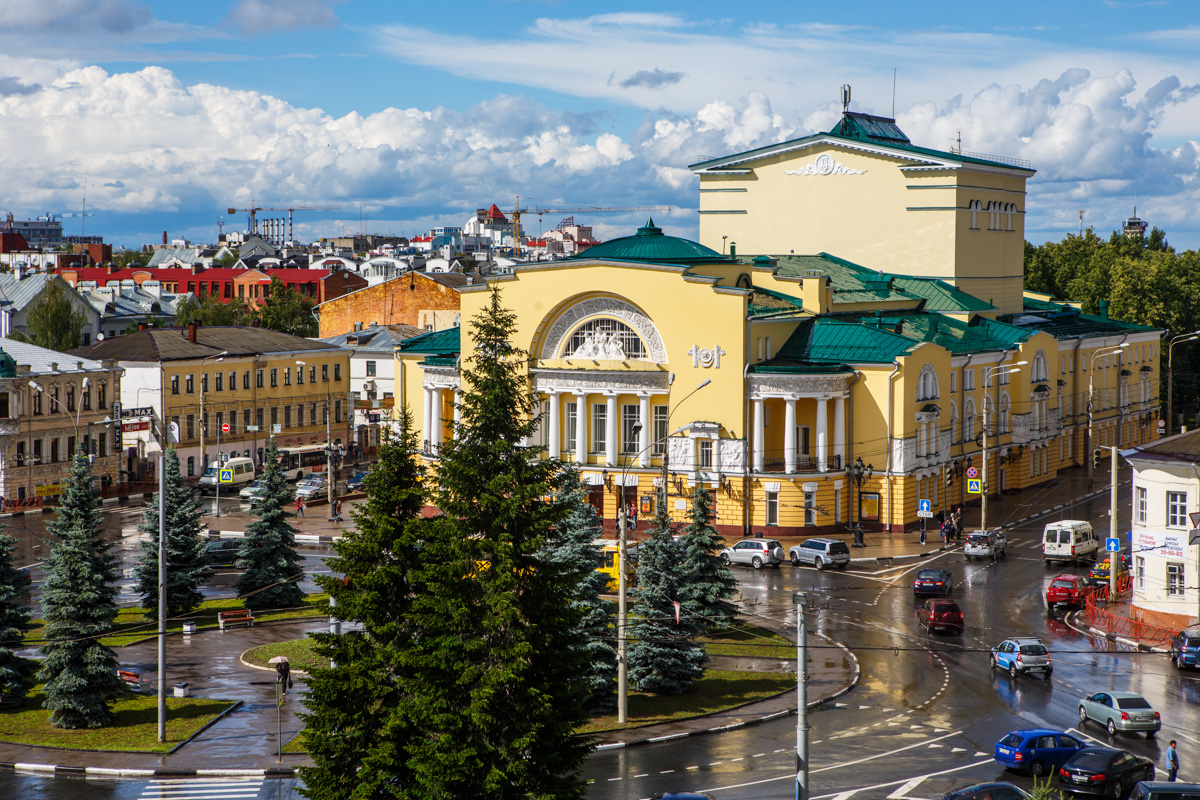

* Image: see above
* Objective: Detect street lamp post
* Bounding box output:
[848,456,872,547]
[197,352,227,484]
[1167,332,1200,436]
[1088,344,1129,481]
[793,591,809,800]
[980,362,1026,533]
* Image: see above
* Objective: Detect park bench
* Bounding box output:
[117,670,142,691]
[217,609,254,630]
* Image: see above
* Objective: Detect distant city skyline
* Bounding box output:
[0,0,1198,249]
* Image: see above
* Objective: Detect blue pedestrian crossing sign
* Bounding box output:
[1106,537,1121,552]
[219,468,233,484]
[967,478,982,494]
[917,499,933,519]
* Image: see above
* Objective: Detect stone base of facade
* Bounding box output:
[1130,603,1195,631]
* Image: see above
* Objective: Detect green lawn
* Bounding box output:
[243,639,329,673]
[23,595,328,648]
[700,625,795,659]
[0,688,237,752]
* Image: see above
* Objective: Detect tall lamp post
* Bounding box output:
[1087,343,1128,481]
[1167,332,1200,437]
[793,591,809,800]
[980,362,1025,533]
[848,456,872,547]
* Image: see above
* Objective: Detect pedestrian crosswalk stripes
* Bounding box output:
[138,779,263,800]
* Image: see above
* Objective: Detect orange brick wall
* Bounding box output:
[318,275,462,337]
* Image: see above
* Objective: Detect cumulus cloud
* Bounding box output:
[1,0,152,34]
[617,69,686,89]
[221,0,340,34]
[0,77,41,96]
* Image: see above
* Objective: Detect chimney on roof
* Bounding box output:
[187,321,198,343]
[353,322,363,332]
[162,231,168,245]
[1099,300,1110,320]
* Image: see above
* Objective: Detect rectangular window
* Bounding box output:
[1136,487,1147,524]
[98,432,107,457]
[766,491,779,525]
[256,407,265,430]
[171,375,180,395]
[283,368,291,387]
[310,366,317,384]
[334,400,342,423]
[243,371,251,390]
[1136,556,1145,590]
[311,403,318,425]
[322,364,330,382]
[366,361,377,377]
[621,404,640,454]
[297,404,305,427]
[297,367,304,385]
[1168,491,1188,528]
[804,490,816,526]
[186,414,195,440]
[97,382,106,409]
[201,373,209,393]
[81,386,91,410]
[799,425,811,456]
[32,439,41,462]
[653,405,667,456]
[591,404,607,453]
[322,404,329,425]
[0,393,8,418]
[66,385,75,412]
[1168,562,1185,596]
[698,439,713,469]
[964,369,975,391]
[67,435,75,457]
[950,372,957,393]
[334,363,342,381]
[243,409,251,431]
[564,402,578,452]
[270,406,279,427]
[216,411,225,434]
[270,368,278,388]
[186,374,194,393]
[256,370,264,389]
[215,372,223,392]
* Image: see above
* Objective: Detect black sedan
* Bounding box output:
[204,538,241,567]
[1058,746,1154,798]
[941,782,1028,800]
[914,568,953,596]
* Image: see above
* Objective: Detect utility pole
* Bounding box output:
[1110,445,1119,599]
[617,502,628,724]
[793,592,809,800]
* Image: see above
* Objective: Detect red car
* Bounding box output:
[1046,574,1088,608]
[918,598,964,634]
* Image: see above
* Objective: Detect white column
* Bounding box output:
[784,397,797,473]
[816,396,829,472]
[605,394,618,466]
[575,391,588,464]
[638,394,651,467]
[453,389,461,436]
[422,385,433,451]
[548,391,561,458]
[430,388,443,454]
[834,395,846,467]
[752,396,765,473]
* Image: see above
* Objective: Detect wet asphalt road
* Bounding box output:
[6,491,1192,800]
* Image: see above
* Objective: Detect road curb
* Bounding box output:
[1062,611,1170,654]
[0,761,298,778]
[849,541,958,567]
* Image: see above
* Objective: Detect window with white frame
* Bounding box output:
[564,402,577,452]
[917,365,939,401]
[1136,486,1147,524]
[1168,491,1188,528]
[652,405,667,456]
[963,397,976,442]
[964,368,975,391]
[1032,350,1048,383]
[969,199,981,229]
[1136,556,1145,590]
[999,392,1011,434]
[950,400,959,443]
[804,490,816,526]
[698,439,713,469]
[766,491,779,525]
[1168,562,1185,596]
[950,371,957,394]
[620,404,639,454]
[591,404,607,452]
[834,487,842,523]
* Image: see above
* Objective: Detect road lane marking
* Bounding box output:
[810,730,965,774]
[699,757,994,796]
[889,777,928,798]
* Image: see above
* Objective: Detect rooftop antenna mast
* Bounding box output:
[891,68,896,118]
[840,84,851,116]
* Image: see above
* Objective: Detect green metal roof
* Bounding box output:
[1000,305,1160,338]
[768,254,919,305]
[397,325,460,355]
[889,276,995,312]
[569,218,730,266]
[852,312,1031,355]
[768,318,917,364]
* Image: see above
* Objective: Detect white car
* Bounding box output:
[965,531,1007,562]
[720,540,785,569]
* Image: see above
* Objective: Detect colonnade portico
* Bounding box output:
[421,365,460,454]
[748,373,854,475]
[535,371,668,467]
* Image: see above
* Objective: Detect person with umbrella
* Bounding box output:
[272,656,292,695]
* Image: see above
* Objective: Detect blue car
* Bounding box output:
[995,729,1085,776]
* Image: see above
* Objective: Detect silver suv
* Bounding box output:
[720,539,785,569]
[789,537,851,570]
[965,530,1007,562]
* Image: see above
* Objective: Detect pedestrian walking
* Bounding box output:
[953,506,964,540]
[333,497,343,523]
[919,521,927,548]
[1168,740,1180,782]
[295,497,306,519]
[276,660,292,695]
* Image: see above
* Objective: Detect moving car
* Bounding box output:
[198,457,256,495]
[1047,574,1089,608]
[720,540,785,569]
[918,598,964,634]
[965,530,1007,562]
[1057,746,1155,798]
[994,729,1086,776]
[203,538,241,567]
[1129,782,1200,800]
[295,475,327,501]
[940,782,1029,800]
[1043,520,1098,566]
[345,471,368,493]
[913,568,953,596]
[1090,556,1130,585]
[239,480,266,503]
[1169,626,1200,670]
[789,537,851,570]
[991,637,1052,678]
[1078,691,1161,737]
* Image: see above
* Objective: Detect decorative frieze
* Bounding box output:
[540,297,667,363]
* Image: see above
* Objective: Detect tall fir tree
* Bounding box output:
[299,411,427,800]
[133,448,210,618]
[677,487,739,633]
[0,532,36,702]
[627,495,707,695]
[404,286,592,799]
[236,437,305,611]
[543,468,616,714]
[38,452,122,728]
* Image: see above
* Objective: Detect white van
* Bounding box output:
[1042,520,1097,565]
[198,457,256,495]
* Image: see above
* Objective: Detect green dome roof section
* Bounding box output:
[570,218,731,266]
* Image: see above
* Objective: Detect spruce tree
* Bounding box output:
[133,448,210,618]
[404,286,592,799]
[627,496,707,695]
[38,451,122,728]
[0,532,36,702]
[236,437,305,611]
[543,468,616,714]
[677,486,739,633]
[299,411,427,800]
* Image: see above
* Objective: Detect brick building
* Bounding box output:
[316,272,470,338]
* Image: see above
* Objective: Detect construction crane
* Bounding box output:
[500,198,671,256]
[226,205,342,243]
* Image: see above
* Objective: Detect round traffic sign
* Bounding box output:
[222,423,231,434]
[966,466,978,479]
[1158,419,1166,428]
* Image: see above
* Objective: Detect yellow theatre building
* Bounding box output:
[396,107,1163,536]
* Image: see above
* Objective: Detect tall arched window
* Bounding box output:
[964,397,976,442]
[999,391,1011,434]
[950,399,959,444]
[917,364,939,402]
[970,200,982,229]
[1032,350,1049,383]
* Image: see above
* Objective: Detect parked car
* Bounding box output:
[918,598,964,634]
[1129,782,1200,800]
[1046,574,1089,608]
[789,537,851,570]
[991,637,1052,678]
[720,539,785,569]
[1169,626,1200,670]
[239,480,266,503]
[345,471,368,493]
[295,475,328,500]
[198,457,256,495]
[1042,520,1098,566]
[1078,691,1161,737]
[940,782,1029,800]
[965,530,1007,561]
[994,729,1086,776]
[1057,746,1155,798]
[1090,556,1130,585]
[204,538,241,567]
[913,568,953,596]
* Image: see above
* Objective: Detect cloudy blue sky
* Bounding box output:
[2,0,1199,250]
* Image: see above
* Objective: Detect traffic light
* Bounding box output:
[945,470,953,489]
[1093,448,1103,468]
